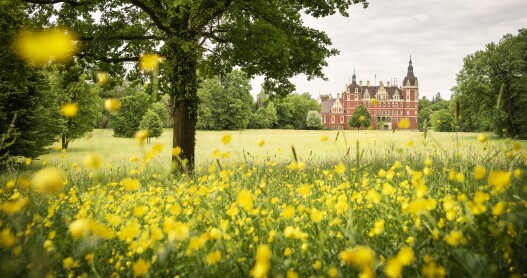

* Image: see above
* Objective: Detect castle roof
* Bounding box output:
[320,99,336,113]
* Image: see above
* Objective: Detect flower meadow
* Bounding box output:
[1,134,527,278]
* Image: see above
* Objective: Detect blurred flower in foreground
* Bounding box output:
[60,103,78,118]
[104,98,121,112]
[139,53,163,72]
[15,28,77,66]
[135,130,149,145]
[399,118,410,129]
[97,72,109,85]
[31,167,65,194]
[83,153,103,169]
[320,134,328,142]
[222,134,232,145]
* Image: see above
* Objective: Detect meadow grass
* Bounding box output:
[1,129,526,277]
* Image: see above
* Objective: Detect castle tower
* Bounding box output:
[401,56,419,128]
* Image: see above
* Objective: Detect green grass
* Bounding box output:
[34,129,524,171]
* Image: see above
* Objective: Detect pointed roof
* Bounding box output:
[402,55,418,86]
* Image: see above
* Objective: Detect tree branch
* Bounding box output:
[78,53,139,63]
[23,0,85,7]
[129,0,171,34]
[78,35,164,41]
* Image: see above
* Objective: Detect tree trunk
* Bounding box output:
[61,134,69,150]
[167,39,199,173]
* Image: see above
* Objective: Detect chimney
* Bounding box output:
[359,80,362,86]
[367,80,370,86]
[387,81,391,87]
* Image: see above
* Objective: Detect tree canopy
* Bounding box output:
[453,29,527,138]
[24,0,369,171]
[348,105,371,130]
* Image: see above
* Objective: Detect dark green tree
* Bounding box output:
[50,64,103,149]
[306,110,322,129]
[139,109,163,143]
[453,29,527,138]
[348,105,371,130]
[0,0,62,161]
[247,101,278,129]
[25,0,369,171]
[197,70,254,130]
[111,92,150,137]
[431,108,455,132]
[151,102,169,127]
[418,96,432,131]
[275,93,320,129]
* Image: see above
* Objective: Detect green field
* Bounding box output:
[34,128,522,171]
[1,129,527,277]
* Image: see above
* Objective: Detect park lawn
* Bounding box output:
[35,128,521,172]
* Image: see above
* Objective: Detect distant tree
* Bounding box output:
[151,102,169,127]
[431,108,455,132]
[348,106,371,130]
[256,91,269,110]
[51,64,103,150]
[247,102,277,129]
[0,0,62,160]
[306,110,323,129]
[418,96,432,131]
[196,70,254,130]
[454,29,527,138]
[432,92,443,103]
[265,102,278,128]
[139,110,163,143]
[112,92,150,137]
[275,93,320,129]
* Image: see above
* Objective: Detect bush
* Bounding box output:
[139,110,163,143]
[111,92,150,137]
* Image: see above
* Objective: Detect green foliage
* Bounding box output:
[305,110,323,129]
[111,92,150,137]
[418,97,432,131]
[0,0,62,160]
[431,109,455,132]
[49,64,103,149]
[453,29,527,138]
[348,105,371,130]
[151,102,169,127]
[197,70,254,130]
[247,102,278,129]
[27,0,369,170]
[139,110,163,143]
[275,93,320,129]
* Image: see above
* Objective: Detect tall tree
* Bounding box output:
[348,105,371,130]
[24,0,369,171]
[0,0,63,161]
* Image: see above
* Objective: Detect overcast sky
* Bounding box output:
[250,0,527,100]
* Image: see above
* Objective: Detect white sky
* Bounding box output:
[250,0,527,100]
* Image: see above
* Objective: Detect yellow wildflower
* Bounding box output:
[83,153,103,169]
[396,246,414,265]
[135,130,149,145]
[31,167,65,194]
[282,205,295,219]
[15,28,77,66]
[371,99,379,106]
[104,98,121,112]
[250,244,272,278]
[477,134,487,143]
[139,53,163,72]
[399,118,410,129]
[488,170,511,193]
[96,72,109,85]
[63,257,75,269]
[60,103,78,118]
[310,208,324,223]
[321,134,328,142]
[132,259,151,277]
[473,165,486,180]
[121,177,140,191]
[222,134,232,145]
[256,139,265,147]
[207,251,222,265]
[69,219,90,238]
[172,147,182,156]
[237,189,254,212]
[369,219,385,236]
[444,230,465,246]
[0,228,16,248]
[334,162,346,175]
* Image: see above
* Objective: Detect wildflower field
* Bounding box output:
[1,129,527,277]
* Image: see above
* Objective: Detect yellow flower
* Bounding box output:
[359,115,366,121]
[371,99,379,106]
[121,177,140,191]
[25,158,32,165]
[369,219,385,236]
[398,118,410,129]
[69,219,90,238]
[222,134,232,145]
[320,134,328,142]
[31,167,65,194]
[135,130,149,145]
[385,258,403,278]
[104,98,121,112]
[0,228,16,248]
[313,260,322,270]
[132,259,151,277]
[488,170,511,192]
[0,198,29,215]
[334,162,346,175]
[139,53,163,72]
[256,139,265,147]
[63,257,75,269]
[96,72,109,85]
[284,247,294,256]
[455,172,465,183]
[492,201,505,216]
[15,28,77,66]
[473,165,486,180]
[251,244,272,278]
[172,147,182,156]
[282,205,295,219]
[310,208,324,223]
[207,250,222,265]
[60,103,78,118]
[444,230,465,246]
[237,189,254,212]
[477,134,487,143]
[83,153,103,169]
[396,246,414,265]
[339,246,375,268]
[133,205,148,218]
[297,184,311,197]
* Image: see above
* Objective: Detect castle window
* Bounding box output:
[347,94,350,100]
[355,95,358,100]
[406,103,410,107]
[355,88,358,93]
[341,116,344,123]
[415,111,417,115]
[331,116,335,123]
